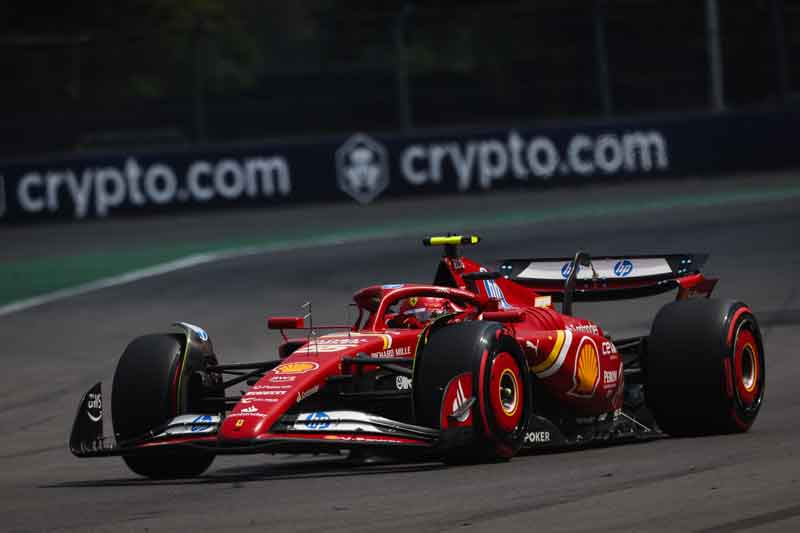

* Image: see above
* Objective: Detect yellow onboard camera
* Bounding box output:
[422,235,480,247]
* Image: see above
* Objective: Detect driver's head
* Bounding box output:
[397,296,452,322]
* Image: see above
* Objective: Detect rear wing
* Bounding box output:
[499,253,715,303]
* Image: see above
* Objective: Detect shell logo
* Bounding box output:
[274,361,320,374]
[568,339,600,397]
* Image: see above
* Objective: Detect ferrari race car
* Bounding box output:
[70,235,765,478]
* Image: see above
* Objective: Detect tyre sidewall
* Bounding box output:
[111,332,217,478]
[472,332,530,456]
[414,321,530,459]
[646,298,765,435]
[112,334,185,441]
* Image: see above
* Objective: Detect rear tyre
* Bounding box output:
[112,334,216,478]
[414,322,530,463]
[645,299,765,436]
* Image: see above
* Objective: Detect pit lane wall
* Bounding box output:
[1,109,797,223]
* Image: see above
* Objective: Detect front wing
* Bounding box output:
[70,383,658,459]
[70,383,439,458]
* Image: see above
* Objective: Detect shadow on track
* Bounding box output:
[42,455,447,489]
[46,437,665,490]
[45,422,672,489]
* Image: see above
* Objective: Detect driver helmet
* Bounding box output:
[397,296,452,322]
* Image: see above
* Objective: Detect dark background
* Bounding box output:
[1,0,797,160]
[1,4,799,528]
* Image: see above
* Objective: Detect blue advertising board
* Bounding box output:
[1,109,798,223]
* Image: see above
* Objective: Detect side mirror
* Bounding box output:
[267,316,305,330]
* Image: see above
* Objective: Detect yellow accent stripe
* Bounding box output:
[425,235,480,246]
[367,333,391,349]
[531,330,565,374]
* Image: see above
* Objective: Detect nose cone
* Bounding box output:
[219,361,325,441]
[219,408,267,439]
[218,332,402,441]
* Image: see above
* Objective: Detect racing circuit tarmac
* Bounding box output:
[1,173,799,532]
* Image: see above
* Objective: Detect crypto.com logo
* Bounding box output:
[335,133,389,204]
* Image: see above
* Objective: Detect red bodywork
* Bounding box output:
[214,251,712,446]
[70,240,718,459]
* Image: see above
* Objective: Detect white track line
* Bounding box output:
[3,184,797,317]
[0,253,220,317]
[0,233,379,317]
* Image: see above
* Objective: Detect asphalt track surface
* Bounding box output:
[1,173,799,532]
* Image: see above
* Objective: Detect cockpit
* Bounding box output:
[352,284,484,331]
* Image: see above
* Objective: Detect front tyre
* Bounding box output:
[414,322,530,463]
[646,299,765,436]
[123,452,215,479]
[112,333,217,478]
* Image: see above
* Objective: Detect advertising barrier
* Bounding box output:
[1,109,798,223]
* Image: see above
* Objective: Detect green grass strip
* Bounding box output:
[2,183,799,307]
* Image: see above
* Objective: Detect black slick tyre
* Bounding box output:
[645,299,765,436]
[122,452,214,480]
[112,333,215,478]
[414,321,530,463]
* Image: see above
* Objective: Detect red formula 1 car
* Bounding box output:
[70,235,765,478]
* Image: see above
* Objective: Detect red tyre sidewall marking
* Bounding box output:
[489,352,524,433]
[733,328,759,407]
[726,307,751,346]
[723,358,734,399]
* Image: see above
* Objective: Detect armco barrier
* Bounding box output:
[1,109,798,223]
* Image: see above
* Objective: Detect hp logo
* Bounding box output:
[191,415,213,432]
[613,260,633,277]
[304,412,331,429]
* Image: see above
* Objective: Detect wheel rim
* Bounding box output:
[488,352,524,433]
[741,346,756,391]
[733,325,761,408]
[499,369,519,416]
